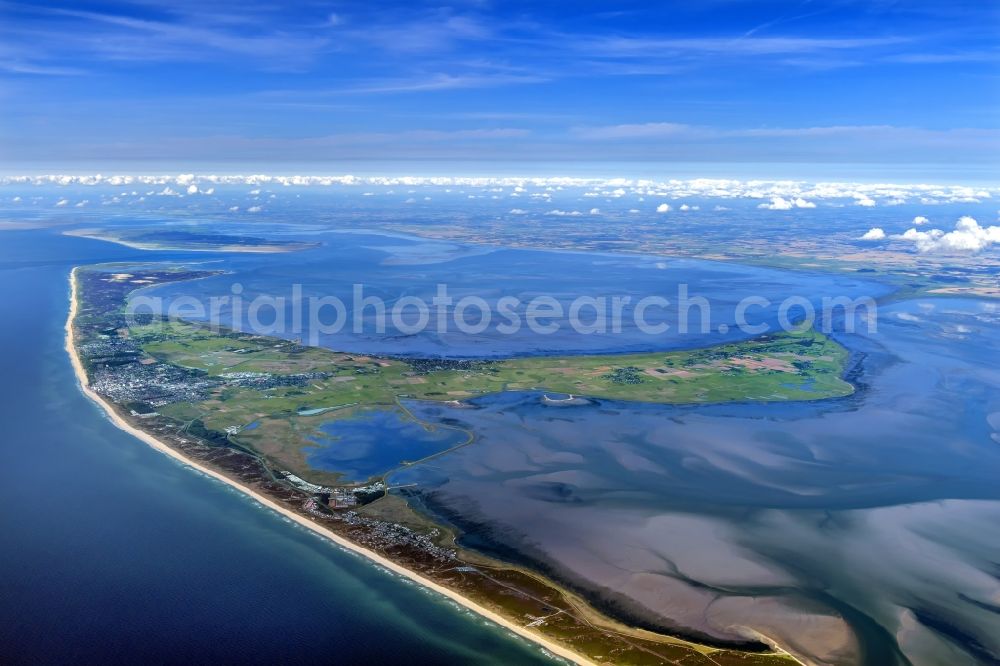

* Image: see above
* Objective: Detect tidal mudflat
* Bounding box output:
[393,298,1000,665]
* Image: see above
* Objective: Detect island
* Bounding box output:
[68,263,855,666]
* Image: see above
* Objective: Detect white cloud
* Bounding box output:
[55,198,68,207]
[247,205,263,213]
[589,207,601,214]
[656,203,671,213]
[860,227,886,240]
[545,209,583,216]
[854,196,877,207]
[508,208,528,215]
[758,197,792,210]
[913,215,929,225]
[894,216,1000,253]
[228,205,240,212]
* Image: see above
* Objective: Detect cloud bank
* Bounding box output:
[4,175,997,218]
[758,196,817,210]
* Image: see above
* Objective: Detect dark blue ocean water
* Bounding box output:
[0,230,558,664]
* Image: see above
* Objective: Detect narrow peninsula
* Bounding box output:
[68,263,853,665]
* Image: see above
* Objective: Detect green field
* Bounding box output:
[128,318,853,483]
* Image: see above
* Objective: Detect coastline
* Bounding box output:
[65,266,595,666]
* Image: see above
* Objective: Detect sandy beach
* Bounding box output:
[63,229,316,254]
[65,267,594,666]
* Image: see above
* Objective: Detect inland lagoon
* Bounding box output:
[307,409,468,483]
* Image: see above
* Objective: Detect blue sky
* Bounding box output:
[1,1,998,168]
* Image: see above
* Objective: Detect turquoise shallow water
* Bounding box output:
[0,230,559,664]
